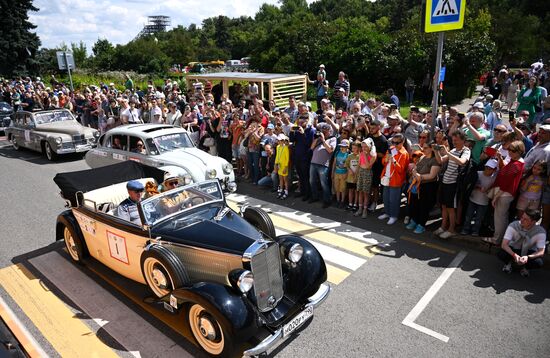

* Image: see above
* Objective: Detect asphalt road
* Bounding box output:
[0,137,549,357]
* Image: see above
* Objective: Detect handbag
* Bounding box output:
[242,137,249,148]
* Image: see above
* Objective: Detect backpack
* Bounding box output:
[456,152,478,203]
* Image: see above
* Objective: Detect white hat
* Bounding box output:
[151,107,162,116]
[473,102,484,109]
[319,64,325,68]
[277,133,289,141]
[485,158,498,169]
[163,171,179,183]
[539,124,550,132]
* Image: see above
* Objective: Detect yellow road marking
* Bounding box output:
[227,201,376,258]
[400,236,456,255]
[0,296,47,358]
[0,264,118,358]
[325,264,349,285]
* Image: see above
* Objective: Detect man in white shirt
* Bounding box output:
[498,210,546,277]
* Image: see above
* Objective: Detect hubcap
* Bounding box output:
[151,268,168,288]
[45,144,52,159]
[64,228,78,260]
[199,316,216,340]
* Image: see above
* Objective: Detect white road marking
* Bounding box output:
[402,250,467,343]
[275,228,366,271]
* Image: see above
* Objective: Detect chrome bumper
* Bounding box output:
[242,283,331,357]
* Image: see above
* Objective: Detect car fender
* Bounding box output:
[277,235,328,300]
[55,210,84,242]
[171,282,259,342]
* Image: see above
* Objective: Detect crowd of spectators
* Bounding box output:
[2,61,550,276]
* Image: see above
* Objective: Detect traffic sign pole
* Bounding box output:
[430,32,444,140]
[63,52,74,93]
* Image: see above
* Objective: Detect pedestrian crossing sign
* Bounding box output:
[425,0,466,33]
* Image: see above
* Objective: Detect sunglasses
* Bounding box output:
[493,128,506,133]
[165,180,178,186]
[419,136,428,139]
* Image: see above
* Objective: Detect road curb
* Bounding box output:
[0,295,48,357]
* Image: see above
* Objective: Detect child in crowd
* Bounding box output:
[461,158,498,236]
[345,141,361,211]
[516,160,546,218]
[275,134,290,199]
[354,138,376,218]
[333,139,350,208]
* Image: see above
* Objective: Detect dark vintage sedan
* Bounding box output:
[5,109,99,160]
[0,101,13,133]
[53,162,330,357]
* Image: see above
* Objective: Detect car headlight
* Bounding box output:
[287,243,304,263]
[93,131,100,138]
[182,173,193,184]
[222,162,233,174]
[55,137,63,145]
[207,169,217,179]
[236,270,254,293]
[227,182,237,192]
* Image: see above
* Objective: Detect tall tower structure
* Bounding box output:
[134,16,171,40]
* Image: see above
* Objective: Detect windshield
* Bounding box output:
[150,132,194,154]
[140,180,223,225]
[34,110,74,124]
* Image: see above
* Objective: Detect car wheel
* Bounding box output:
[11,136,19,150]
[44,142,57,161]
[188,303,234,357]
[241,206,276,238]
[140,245,189,298]
[63,223,87,263]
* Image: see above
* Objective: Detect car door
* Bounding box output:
[72,209,149,285]
[88,133,127,167]
[25,115,42,151]
[126,135,150,165]
[10,113,23,147]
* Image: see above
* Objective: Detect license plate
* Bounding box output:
[76,145,90,152]
[282,306,313,337]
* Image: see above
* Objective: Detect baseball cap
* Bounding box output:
[539,124,550,132]
[339,139,350,147]
[163,172,179,183]
[267,123,275,129]
[127,180,144,191]
[277,133,288,141]
[321,98,330,104]
[485,158,498,169]
[319,64,325,68]
[473,102,484,109]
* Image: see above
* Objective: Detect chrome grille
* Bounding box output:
[73,134,86,145]
[251,242,283,312]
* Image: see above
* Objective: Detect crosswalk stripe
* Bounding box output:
[227,200,376,259]
[0,264,118,358]
[324,264,350,285]
[275,228,367,271]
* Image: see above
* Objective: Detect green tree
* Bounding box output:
[91,39,115,71]
[0,0,41,75]
[71,41,88,68]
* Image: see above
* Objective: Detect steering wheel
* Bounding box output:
[180,196,206,209]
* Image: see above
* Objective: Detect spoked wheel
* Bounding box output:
[140,245,189,298]
[188,303,233,357]
[63,224,87,263]
[44,142,57,161]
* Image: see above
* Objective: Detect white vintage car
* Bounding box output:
[85,124,236,191]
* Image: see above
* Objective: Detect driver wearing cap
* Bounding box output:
[116,180,144,224]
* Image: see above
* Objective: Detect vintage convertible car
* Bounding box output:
[53,162,329,357]
[0,101,13,133]
[5,109,99,160]
[85,124,236,192]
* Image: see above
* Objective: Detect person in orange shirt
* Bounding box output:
[378,133,409,225]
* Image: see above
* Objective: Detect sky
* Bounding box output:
[29,0,285,52]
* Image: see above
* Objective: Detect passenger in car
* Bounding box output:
[160,172,190,214]
[132,140,146,154]
[112,137,123,150]
[116,180,144,224]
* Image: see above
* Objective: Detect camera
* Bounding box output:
[292,125,299,131]
[314,132,321,138]
[410,106,418,113]
[390,104,397,110]
[432,144,442,151]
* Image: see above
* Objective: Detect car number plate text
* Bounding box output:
[282,306,313,337]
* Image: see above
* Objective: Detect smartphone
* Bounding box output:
[508,110,515,120]
[391,148,398,156]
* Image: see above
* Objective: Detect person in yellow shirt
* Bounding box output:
[275,134,290,200]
